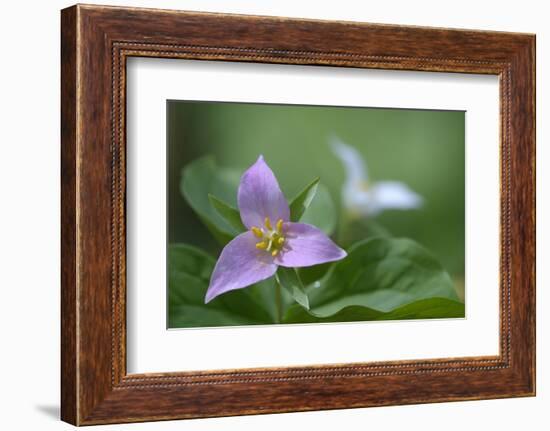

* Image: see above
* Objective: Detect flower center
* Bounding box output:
[251,217,285,257]
[358,180,370,191]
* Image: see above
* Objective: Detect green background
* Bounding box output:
[167,101,465,295]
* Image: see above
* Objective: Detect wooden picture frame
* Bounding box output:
[61,4,535,425]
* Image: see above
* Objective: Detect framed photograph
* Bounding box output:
[61,4,535,425]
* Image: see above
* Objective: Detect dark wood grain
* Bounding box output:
[60,5,78,425]
[60,4,535,425]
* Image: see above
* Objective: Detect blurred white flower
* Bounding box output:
[330,136,423,218]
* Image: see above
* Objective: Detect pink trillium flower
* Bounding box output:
[205,156,347,303]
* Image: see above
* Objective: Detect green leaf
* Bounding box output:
[340,217,391,248]
[293,237,461,319]
[300,184,337,235]
[168,237,462,327]
[180,157,241,245]
[276,267,309,310]
[297,262,332,286]
[289,177,319,222]
[208,194,246,232]
[168,243,277,328]
[283,298,465,323]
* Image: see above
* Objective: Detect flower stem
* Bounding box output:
[275,274,283,324]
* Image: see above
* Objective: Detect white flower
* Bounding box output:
[330,136,423,218]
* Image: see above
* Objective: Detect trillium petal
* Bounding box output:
[368,181,423,216]
[342,182,371,215]
[205,231,277,303]
[238,155,290,229]
[276,222,347,268]
[330,136,368,184]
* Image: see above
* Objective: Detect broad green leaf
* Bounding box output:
[208,194,246,232]
[297,262,331,286]
[180,157,241,245]
[283,298,465,323]
[300,237,460,317]
[300,184,337,235]
[168,238,462,328]
[168,243,277,328]
[339,217,391,248]
[276,267,309,310]
[289,177,319,222]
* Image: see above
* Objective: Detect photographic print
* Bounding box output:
[167,101,465,329]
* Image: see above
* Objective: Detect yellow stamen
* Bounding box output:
[253,216,286,257]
